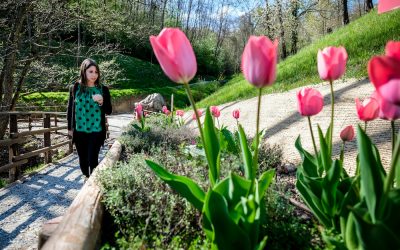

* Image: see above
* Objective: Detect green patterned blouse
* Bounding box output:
[74,85,102,132]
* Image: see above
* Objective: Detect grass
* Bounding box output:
[196,9,400,107]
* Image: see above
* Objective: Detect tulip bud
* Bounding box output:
[241,36,278,88]
[192,110,202,120]
[340,125,355,142]
[296,88,324,117]
[176,110,184,117]
[355,97,379,121]
[232,109,240,119]
[210,106,221,118]
[317,46,348,81]
[150,28,197,84]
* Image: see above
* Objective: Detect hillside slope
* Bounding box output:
[197,9,400,107]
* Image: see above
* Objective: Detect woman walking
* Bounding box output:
[67,58,112,178]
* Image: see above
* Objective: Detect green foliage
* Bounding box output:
[100,114,299,249]
[197,9,400,107]
[0,178,7,189]
[264,190,323,250]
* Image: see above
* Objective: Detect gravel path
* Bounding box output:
[0,113,133,250]
[185,78,398,175]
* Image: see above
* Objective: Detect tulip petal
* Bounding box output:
[385,41,400,61]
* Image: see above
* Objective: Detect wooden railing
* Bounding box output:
[0,111,71,182]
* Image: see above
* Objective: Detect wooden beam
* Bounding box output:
[13,140,70,162]
[41,141,122,250]
[13,126,68,137]
[0,159,28,173]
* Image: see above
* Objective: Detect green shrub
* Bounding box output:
[264,190,323,250]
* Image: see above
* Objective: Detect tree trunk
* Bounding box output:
[160,0,168,30]
[365,0,373,12]
[342,0,349,25]
[290,0,299,55]
[185,0,193,34]
[0,1,32,139]
[277,0,287,59]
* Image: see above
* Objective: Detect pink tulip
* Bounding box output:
[162,106,168,113]
[355,97,379,121]
[176,110,184,117]
[296,88,324,116]
[340,125,355,142]
[149,28,197,84]
[241,36,278,88]
[192,110,202,120]
[368,56,400,105]
[210,106,221,118]
[165,110,171,116]
[135,104,143,121]
[232,109,240,119]
[372,91,400,120]
[317,46,348,81]
[385,41,400,61]
[378,0,400,14]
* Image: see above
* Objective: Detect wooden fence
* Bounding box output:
[0,111,71,182]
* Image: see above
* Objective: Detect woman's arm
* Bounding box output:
[102,86,112,115]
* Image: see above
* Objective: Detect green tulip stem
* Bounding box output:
[307,116,318,157]
[391,121,396,152]
[329,80,334,154]
[340,141,345,164]
[217,118,220,130]
[184,83,206,158]
[253,88,263,178]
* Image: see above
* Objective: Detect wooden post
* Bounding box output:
[44,114,52,163]
[28,114,32,131]
[9,114,19,182]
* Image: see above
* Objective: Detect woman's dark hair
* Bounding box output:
[79,58,101,91]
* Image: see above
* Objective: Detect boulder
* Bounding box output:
[136,93,166,112]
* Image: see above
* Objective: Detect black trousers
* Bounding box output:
[74,131,103,177]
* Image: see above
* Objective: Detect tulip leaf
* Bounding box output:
[318,125,331,173]
[258,169,275,198]
[251,129,266,151]
[220,128,239,153]
[146,160,205,211]
[393,131,400,188]
[203,108,221,186]
[238,125,253,180]
[356,125,386,223]
[295,136,319,177]
[203,189,251,250]
[321,160,341,218]
[296,172,331,227]
[213,173,251,215]
[350,200,400,249]
[325,124,332,156]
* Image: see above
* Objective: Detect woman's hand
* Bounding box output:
[92,94,104,106]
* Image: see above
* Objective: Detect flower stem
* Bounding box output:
[184,83,206,155]
[253,88,263,178]
[307,116,318,157]
[340,142,345,164]
[329,80,334,154]
[391,121,396,152]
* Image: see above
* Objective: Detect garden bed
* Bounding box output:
[98,114,324,249]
